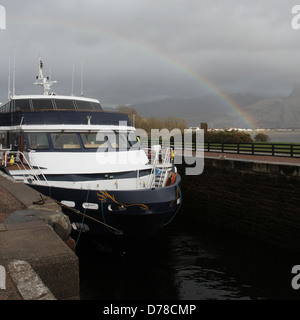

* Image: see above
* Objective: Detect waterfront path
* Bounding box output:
[204,151,300,165]
[175,149,300,165]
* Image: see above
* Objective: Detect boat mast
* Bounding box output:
[7,56,11,99]
[34,57,57,95]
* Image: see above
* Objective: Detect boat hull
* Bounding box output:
[27,175,182,249]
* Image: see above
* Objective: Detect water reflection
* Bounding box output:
[169,233,249,300]
[77,215,300,300]
[250,130,300,143]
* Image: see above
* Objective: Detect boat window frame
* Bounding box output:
[92,130,136,152]
[31,98,55,111]
[50,132,82,150]
[80,132,109,150]
[53,99,76,111]
[0,132,7,147]
[0,102,10,113]
[115,131,132,151]
[74,100,103,111]
[25,132,51,150]
[13,99,33,112]
[127,131,141,150]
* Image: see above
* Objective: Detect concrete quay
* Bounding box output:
[0,171,79,300]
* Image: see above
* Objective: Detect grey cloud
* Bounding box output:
[0,0,299,106]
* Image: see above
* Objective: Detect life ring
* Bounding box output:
[165,172,177,186]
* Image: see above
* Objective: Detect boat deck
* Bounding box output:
[2,163,31,171]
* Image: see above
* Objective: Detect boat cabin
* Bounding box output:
[0,95,103,112]
[0,95,136,154]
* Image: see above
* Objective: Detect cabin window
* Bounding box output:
[54,99,75,110]
[27,133,50,150]
[80,133,108,149]
[0,132,6,147]
[32,99,54,111]
[96,131,131,150]
[4,102,10,113]
[76,100,102,111]
[15,100,31,111]
[116,132,131,150]
[9,132,20,150]
[51,133,81,149]
[128,131,141,149]
[0,102,9,113]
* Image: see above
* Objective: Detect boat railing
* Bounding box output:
[0,150,49,186]
[145,146,173,188]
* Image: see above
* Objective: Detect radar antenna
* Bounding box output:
[34,57,57,95]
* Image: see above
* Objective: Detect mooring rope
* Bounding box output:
[100,189,120,235]
[40,193,123,234]
[75,189,90,246]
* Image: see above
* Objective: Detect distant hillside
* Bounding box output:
[245,96,300,129]
[129,88,300,129]
[129,93,265,129]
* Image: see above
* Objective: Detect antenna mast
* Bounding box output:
[12,51,16,97]
[71,64,75,96]
[7,57,11,99]
[34,57,57,95]
[80,57,84,96]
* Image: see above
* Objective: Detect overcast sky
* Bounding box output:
[0,0,300,107]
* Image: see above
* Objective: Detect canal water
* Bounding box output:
[76,213,300,300]
[76,130,300,301]
[251,130,300,143]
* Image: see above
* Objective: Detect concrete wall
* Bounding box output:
[178,158,300,252]
[0,171,79,300]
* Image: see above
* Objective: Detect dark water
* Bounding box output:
[76,214,300,300]
[251,130,300,143]
[76,129,300,301]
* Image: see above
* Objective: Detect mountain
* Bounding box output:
[128,87,300,129]
[244,96,300,129]
[129,93,265,129]
[288,83,300,99]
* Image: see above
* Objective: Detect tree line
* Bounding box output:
[116,105,187,133]
[116,105,270,143]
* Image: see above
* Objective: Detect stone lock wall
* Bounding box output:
[178,158,300,252]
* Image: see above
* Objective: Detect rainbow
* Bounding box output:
[10,15,258,129]
[137,45,258,129]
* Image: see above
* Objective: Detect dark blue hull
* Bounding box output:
[28,175,182,248]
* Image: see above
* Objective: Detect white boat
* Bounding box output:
[0,58,182,251]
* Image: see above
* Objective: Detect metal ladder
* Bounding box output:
[148,147,172,188]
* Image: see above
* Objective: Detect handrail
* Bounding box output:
[146,146,160,188]
[148,140,300,158]
[157,148,171,187]
[203,142,300,157]
[1,150,49,186]
[144,146,173,188]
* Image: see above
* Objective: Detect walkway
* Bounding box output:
[204,151,300,165]
[175,149,300,166]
